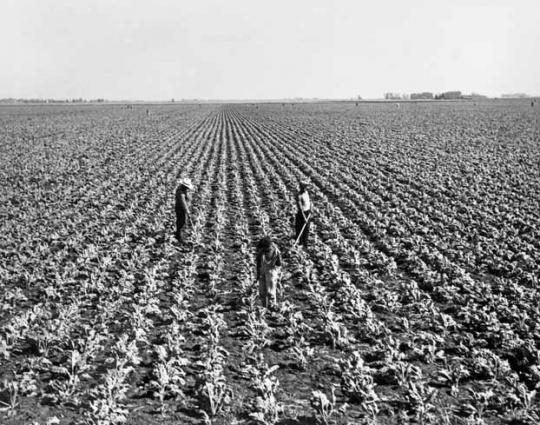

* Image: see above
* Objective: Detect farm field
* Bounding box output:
[1,100,540,425]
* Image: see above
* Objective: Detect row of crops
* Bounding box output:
[1,101,539,424]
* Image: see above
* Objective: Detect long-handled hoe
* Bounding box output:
[293,215,311,247]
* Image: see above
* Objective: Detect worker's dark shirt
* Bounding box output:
[175,187,189,214]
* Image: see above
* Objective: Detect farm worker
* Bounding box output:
[295,181,313,247]
[256,236,282,309]
[175,177,194,243]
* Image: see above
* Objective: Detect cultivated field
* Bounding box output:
[1,100,539,425]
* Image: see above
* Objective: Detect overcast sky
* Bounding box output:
[1,0,538,100]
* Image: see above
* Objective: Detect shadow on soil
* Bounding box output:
[278,417,316,425]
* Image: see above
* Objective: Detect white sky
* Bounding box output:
[1,0,539,100]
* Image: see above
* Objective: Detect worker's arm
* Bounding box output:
[179,194,190,216]
[275,249,282,268]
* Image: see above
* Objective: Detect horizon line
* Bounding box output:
[1,94,538,104]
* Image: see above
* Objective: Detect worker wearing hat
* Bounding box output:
[175,177,194,243]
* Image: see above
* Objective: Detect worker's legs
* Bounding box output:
[296,211,311,247]
[295,212,305,241]
[301,220,310,247]
[265,269,279,308]
[259,274,268,308]
[176,211,186,242]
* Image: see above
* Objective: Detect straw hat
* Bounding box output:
[179,177,194,190]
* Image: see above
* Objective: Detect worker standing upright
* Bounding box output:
[175,177,194,243]
[295,181,313,247]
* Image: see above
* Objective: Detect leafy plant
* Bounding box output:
[437,360,470,396]
[340,351,378,408]
[288,338,315,371]
[405,381,438,424]
[195,345,232,422]
[310,387,347,425]
[391,361,423,387]
[461,387,494,424]
[0,379,20,416]
[244,354,282,425]
[148,346,188,413]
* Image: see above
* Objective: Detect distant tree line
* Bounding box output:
[410,92,434,100]
[0,98,108,104]
[501,93,531,99]
[384,93,406,100]
[383,91,490,100]
[434,91,462,100]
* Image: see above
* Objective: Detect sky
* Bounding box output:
[1,0,539,100]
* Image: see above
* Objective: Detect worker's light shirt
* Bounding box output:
[298,192,311,212]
